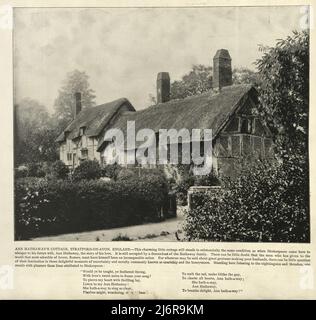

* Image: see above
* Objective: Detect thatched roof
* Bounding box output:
[97,84,254,150]
[56,98,135,142]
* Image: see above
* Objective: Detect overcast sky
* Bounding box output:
[14,6,304,111]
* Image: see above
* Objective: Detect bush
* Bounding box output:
[168,164,221,206]
[73,160,101,180]
[116,167,166,181]
[184,161,309,242]
[112,234,132,241]
[194,171,221,186]
[116,168,137,180]
[14,162,66,179]
[101,164,122,180]
[15,166,28,179]
[15,172,169,240]
[27,162,46,177]
[174,175,195,206]
[50,160,69,179]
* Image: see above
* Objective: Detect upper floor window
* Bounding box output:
[81,148,88,158]
[79,126,86,136]
[240,118,254,134]
[247,119,253,133]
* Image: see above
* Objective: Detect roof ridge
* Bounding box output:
[145,83,252,110]
[95,97,128,108]
[56,97,134,142]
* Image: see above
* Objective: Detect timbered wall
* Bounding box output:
[213,96,273,178]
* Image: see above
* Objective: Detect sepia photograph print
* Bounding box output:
[13,6,310,243]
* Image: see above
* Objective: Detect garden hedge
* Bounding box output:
[184,162,309,243]
[15,174,169,240]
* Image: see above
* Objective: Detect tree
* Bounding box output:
[256,30,309,160]
[232,67,260,85]
[168,65,258,101]
[14,98,59,165]
[170,65,213,100]
[15,98,49,134]
[255,30,309,239]
[54,70,96,127]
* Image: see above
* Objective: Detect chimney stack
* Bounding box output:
[74,92,82,118]
[213,49,232,89]
[157,72,170,104]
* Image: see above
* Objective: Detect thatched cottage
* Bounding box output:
[56,49,273,178]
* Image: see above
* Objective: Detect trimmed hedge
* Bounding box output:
[15,174,169,240]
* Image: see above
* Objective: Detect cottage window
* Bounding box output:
[240,118,247,133]
[240,118,253,134]
[247,119,253,133]
[79,127,86,136]
[67,153,72,161]
[81,149,88,158]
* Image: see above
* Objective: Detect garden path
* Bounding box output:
[33,206,186,242]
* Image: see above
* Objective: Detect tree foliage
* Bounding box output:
[14,98,59,165]
[170,65,213,100]
[15,70,97,166]
[256,30,309,159]
[54,70,96,127]
[169,65,258,101]
[255,30,310,238]
[232,67,260,85]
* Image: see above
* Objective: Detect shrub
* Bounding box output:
[14,172,169,240]
[184,161,309,242]
[101,164,122,180]
[112,234,132,241]
[116,168,138,180]
[194,171,221,186]
[119,172,169,206]
[167,164,221,206]
[14,162,62,179]
[15,166,28,179]
[73,160,101,180]
[27,162,46,177]
[50,160,69,179]
[117,167,166,181]
[174,175,195,206]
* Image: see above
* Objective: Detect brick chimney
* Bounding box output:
[213,49,232,89]
[157,72,170,103]
[74,92,82,118]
